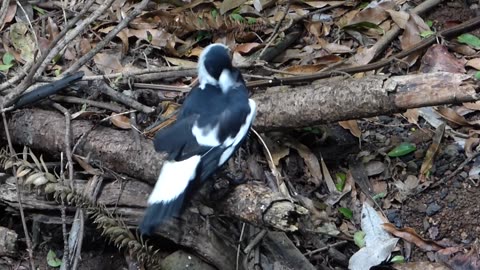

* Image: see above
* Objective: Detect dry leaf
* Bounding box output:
[435,107,469,126]
[235,43,261,54]
[220,0,248,14]
[285,138,322,186]
[420,44,467,73]
[164,56,197,68]
[93,52,123,74]
[110,113,131,129]
[403,109,419,125]
[382,223,444,252]
[419,124,445,181]
[466,58,480,70]
[463,101,480,111]
[339,120,361,138]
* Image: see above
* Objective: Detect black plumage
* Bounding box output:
[140,44,256,235]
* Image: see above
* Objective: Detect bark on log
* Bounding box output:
[253,72,478,130]
[0,176,310,270]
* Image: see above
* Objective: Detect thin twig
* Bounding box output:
[235,223,246,270]
[303,240,348,256]
[250,128,281,190]
[59,153,70,270]
[97,82,154,114]
[1,109,35,270]
[51,95,125,113]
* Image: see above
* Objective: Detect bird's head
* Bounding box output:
[198,43,243,92]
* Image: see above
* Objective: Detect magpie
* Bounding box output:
[140,43,257,235]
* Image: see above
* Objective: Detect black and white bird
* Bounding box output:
[140,43,257,235]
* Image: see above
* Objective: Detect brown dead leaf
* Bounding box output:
[403,108,420,125]
[220,0,248,15]
[99,26,129,55]
[127,28,176,48]
[3,4,17,26]
[235,43,261,54]
[320,155,336,192]
[348,1,396,25]
[47,17,59,42]
[419,123,445,181]
[285,138,322,186]
[73,155,102,175]
[386,10,409,29]
[466,58,480,70]
[146,101,180,136]
[93,52,123,74]
[79,38,92,56]
[338,120,361,138]
[463,101,480,111]
[110,113,131,129]
[284,64,325,74]
[382,223,444,252]
[420,44,467,74]
[317,39,353,54]
[436,107,470,126]
[164,57,197,68]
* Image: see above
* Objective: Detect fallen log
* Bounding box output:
[253,72,478,130]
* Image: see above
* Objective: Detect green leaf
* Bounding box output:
[457,33,480,49]
[211,8,218,19]
[230,13,244,22]
[390,255,405,263]
[372,192,386,200]
[146,31,153,43]
[387,142,416,157]
[353,231,366,248]
[475,71,480,80]
[47,250,62,268]
[425,20,433,27]
[339,207,353,219]
[335,172,346,192]
[0,64,13,71]
[33,5,47,15]
[420,30,435,38]
[247,17,256,25]
[3,52,15,65]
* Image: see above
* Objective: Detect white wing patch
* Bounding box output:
[192,122,221,147]
[218,99,257,165]
[148,155,201,204]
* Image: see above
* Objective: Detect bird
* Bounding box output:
[140,43,257,235]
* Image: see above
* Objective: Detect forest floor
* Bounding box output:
[0,0,480,269]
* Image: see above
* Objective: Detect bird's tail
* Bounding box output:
[140,193,185,235]
[140,156,201,235]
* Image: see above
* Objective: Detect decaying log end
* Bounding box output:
[219,182,308,231]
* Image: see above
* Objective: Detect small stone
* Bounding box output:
[426,202,442,216]
[440,189,448,200]
[459,172,468,179]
